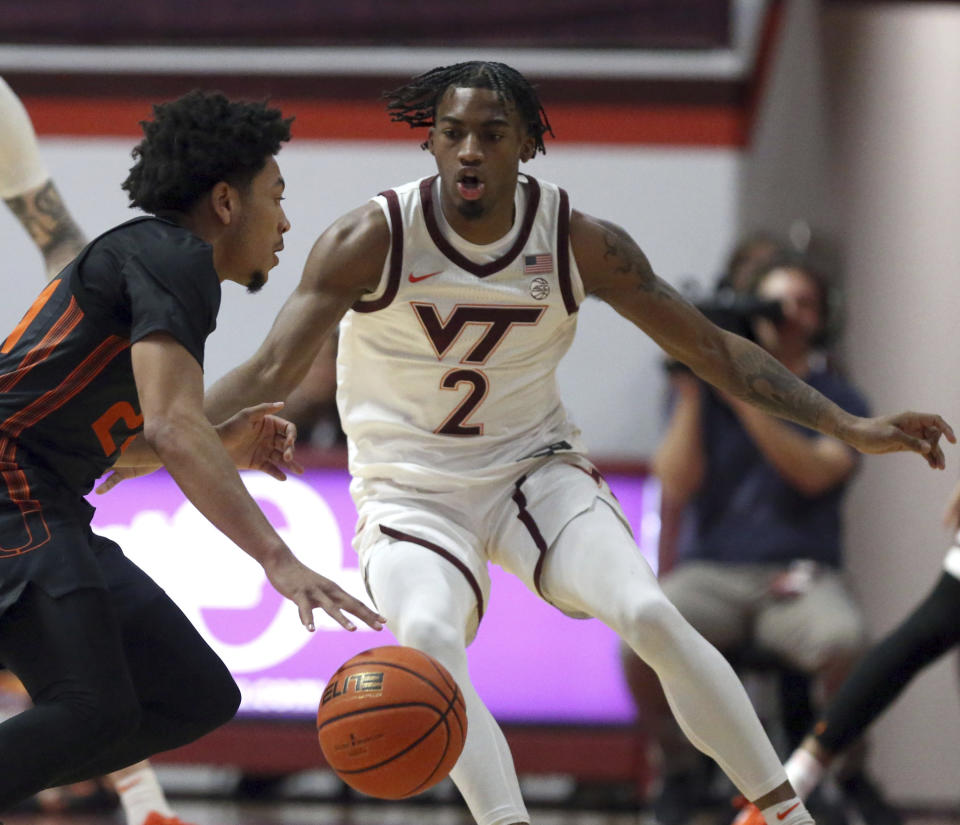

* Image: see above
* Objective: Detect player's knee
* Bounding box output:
[395,612,465,664]
[66,687,142,751]
[622,593,689,664]
[183,664,241,730]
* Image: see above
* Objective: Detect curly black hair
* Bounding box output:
[384,61,553,155]
[123,90,293,216]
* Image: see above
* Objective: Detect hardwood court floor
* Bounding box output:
[4,799,960,825]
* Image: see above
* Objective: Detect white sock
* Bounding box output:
[784,748,826,801]
[760,797,814,825]
[110,762,174,825]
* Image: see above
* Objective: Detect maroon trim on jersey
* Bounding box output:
[379,524,485,622]
[0,437,52,557]
[557,188,578,315]
[419,175,542,278]
[511,475,551,602]
[351,188,403,313]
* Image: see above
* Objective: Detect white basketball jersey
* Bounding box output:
[338,174,586,491]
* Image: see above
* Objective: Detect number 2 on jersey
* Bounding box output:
[411,302,545,437]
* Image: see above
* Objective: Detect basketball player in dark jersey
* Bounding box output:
[1,73,197,825]
[0,89,384,811]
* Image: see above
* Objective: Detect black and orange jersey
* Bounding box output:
[0,216,221,497]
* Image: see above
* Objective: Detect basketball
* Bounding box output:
[316,645,468,799]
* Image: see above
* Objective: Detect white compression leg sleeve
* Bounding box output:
[0,77,50,199]
[540,501,786,801]
[367,541,528,825]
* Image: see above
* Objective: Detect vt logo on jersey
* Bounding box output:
[411,303,545,435]
[412,303,545,363]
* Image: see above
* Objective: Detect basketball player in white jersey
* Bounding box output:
[197,62,954,825]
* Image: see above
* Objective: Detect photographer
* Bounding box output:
[624,255,900,825]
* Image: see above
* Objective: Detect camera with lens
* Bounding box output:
[665,286,784,374]
[694,286,783,341]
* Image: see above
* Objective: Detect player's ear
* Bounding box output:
[519,134,535,163]
[210,181,238,225]
[427,127,437,156]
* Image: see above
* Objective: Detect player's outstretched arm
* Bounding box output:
[0,77,86,278]
[571,210,954,468]
[131,331,385,632]
[204,201,390,425]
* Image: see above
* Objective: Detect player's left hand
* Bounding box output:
[843,411,955,469]
[218,401,305,480]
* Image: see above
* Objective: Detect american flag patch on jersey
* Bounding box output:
[523,253,553,274]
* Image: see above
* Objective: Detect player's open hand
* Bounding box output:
[844,411,955,469]
[217,401,305,481]
[264,554,386,632]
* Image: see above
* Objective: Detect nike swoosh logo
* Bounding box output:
[777,802,801,820]
[408,270,443,283]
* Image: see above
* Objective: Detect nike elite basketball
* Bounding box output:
[316,645,467,799]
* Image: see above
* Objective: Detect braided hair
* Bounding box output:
[384,61,554,155]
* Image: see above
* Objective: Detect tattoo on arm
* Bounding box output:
[600,222,663,294]
[5,180,86,263]
[727,336,832,431]
[588,216,841,435]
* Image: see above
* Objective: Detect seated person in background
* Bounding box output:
[732,489,960,825]
[621,254,900,825]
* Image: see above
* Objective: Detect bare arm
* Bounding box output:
[652,372,706,505]
[723,394,856,496]
[204,202,390,424]
[572,210,954,465]
[0,77,85,278]
[133,332,384,632]
[5,179,86,279]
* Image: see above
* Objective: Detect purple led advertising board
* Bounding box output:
[89,467,659,723]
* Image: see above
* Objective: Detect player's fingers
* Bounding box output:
[923,414,956,444]
[931,441,946,469]
[95,472,122,494]
[296,598,317,632]
[261,462,287,482]
[249,400,285,419]
[340,596,386,631]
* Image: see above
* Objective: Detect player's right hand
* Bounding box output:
[263,554,386,633]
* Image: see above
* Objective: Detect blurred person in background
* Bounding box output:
[0,73,191,825]
[621,250,901,825]
[731,485,960,825]
[281,333,345,450]
[197,61,954,825]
